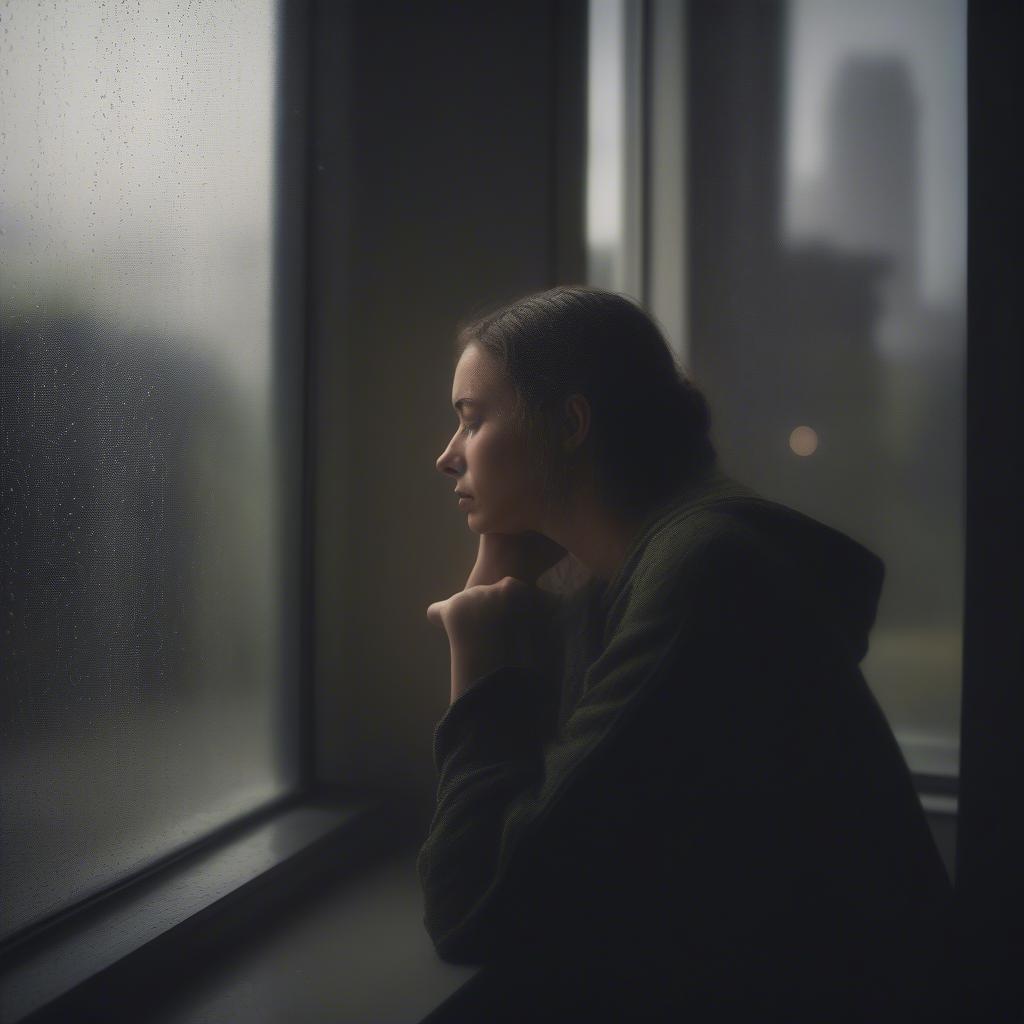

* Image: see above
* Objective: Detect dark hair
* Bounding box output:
[454,285,716,518]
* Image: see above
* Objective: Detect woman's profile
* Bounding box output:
[417,285,954,1022]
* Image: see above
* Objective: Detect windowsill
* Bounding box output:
[1,786,470,1024]
[121,843,479,1024]
[2,775,957,1023]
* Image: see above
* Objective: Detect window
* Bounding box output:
[0,0,303,945]
[588,0,965,779]
[586,0,644,297]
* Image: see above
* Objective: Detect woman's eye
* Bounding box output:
[460,422,478,436]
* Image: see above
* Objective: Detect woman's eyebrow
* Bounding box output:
[452,398,480,412]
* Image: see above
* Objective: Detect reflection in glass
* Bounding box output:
[0,0,299,941]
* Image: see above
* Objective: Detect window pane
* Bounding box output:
[688,0,965,776]
[0,0,300,941]
[586,0,644,297]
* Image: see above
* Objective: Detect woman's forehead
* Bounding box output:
[451,345,511,406]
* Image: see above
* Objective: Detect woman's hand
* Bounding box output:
[464,531,567,589]
[427,576,553,703]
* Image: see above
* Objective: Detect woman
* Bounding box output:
[418,286,954,1022]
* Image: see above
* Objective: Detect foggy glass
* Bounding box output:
[0,1,301,942]
[687,0,965,776]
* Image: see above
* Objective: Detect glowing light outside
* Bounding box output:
[789,426,819,456]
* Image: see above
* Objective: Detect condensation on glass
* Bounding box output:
[592,0,966,777]
[0,1,300,942]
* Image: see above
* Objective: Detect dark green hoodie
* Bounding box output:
[417,471,954,1022]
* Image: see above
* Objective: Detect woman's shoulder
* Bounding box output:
[535,473,765,615]
[602,475,766,615]
[607,473,886,667]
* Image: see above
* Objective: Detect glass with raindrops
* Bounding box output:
[0,0,301,942]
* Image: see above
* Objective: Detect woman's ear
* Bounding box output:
[561,393,591,454]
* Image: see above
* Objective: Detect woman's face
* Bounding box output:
[436,343,547,534]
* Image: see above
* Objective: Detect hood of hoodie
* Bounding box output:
[602,471,886,666]
[716,498,885,665]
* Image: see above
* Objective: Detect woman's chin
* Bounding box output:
[467,509,505,535]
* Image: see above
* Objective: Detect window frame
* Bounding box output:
[953,0,1024,1016]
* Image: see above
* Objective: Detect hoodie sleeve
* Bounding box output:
[416,521,759,965]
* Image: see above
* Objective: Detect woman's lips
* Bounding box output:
[458,496,473,507]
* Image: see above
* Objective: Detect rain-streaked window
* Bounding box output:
[0,0,301,942]
[590,0,965,778]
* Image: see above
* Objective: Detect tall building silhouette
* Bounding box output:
[824,58,921,317]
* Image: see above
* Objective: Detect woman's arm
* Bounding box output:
[418,526,747,964]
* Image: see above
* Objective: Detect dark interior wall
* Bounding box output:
[955,1,1024,1017]
[307,1,585,821]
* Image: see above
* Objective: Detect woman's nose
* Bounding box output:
[436,439,462,478]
